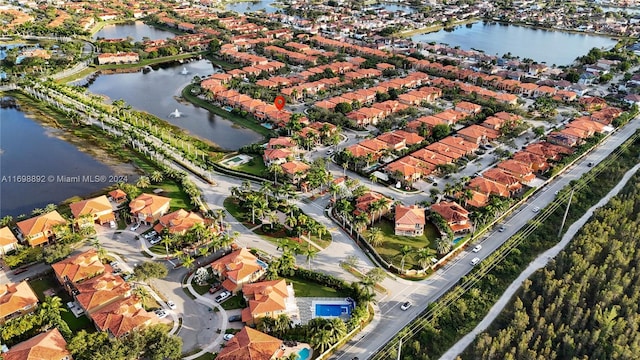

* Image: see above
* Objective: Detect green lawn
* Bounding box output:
[223,197,252,226]
[192,283,210,296]
[232,155,267,177]
[220,294,245,310]
[286,276,345,298]
[368,219,439,270]
[192,352,217,360]
[29,274,94,332]
[29,275,62,301]
[61,312,93,332]
[131,157,191,211]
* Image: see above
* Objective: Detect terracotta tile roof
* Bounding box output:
[392,130,424,145]
[242,279,289,318]
[70,195,113,219]
[395,205,425,229]
[523,141,573,160]
[75,273,131,313]
[129,193,171,217]
[497,160,536,182]
[263,148,293,162]
[466,190,490,208]
[466,177,509,197]
[355,191,392,214]
[430,201,470,225]
[52,249,105,284]
[0,281,38,320]
[267,137,296,149]
[216,327,283,360]
[345,144,377,159]
[91,297,156,337]
[211,248,262,285]
[482,168,522,187]
[0,226,18,247]
[425,142,465,159]
[3,329,70,360]
[439,136,479,153]
[108,189,127,201]
[155,209,205,234]
[359,138,389,152]
[281,161,310,175]
[16,211,66,238]
[410,148,453,166]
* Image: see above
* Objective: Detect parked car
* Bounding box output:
[400,301,412,311]
[209,283,223,294]
[155,310,168,319]
[130,223,141,231]
[215,291,232,303]
[470,257,481,266]
[228,314,242,322]
[149,236,161,245]
[472,245,482,253]
[109,220,117,229]
[144,231,158,239]
[223,333,234,341]
[167,301,176,310]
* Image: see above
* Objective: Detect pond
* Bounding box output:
[93,21,176,41]
[412,22,618,66]
[0,105,136,217]
[85,59,264,150]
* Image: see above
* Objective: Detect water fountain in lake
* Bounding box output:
[169,109,182,118]
[180,67,189,75]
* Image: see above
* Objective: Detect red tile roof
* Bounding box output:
[3,329,70,360]
[0,281,38,320]
[216,327,282,360]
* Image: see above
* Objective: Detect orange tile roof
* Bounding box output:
[395,205,425,230]
[75,273,130,313]
[482,168,522,187]
[359,138,389,152]
[439,136,479,153]
[242,279,289,319]
[108,189,127,200]
[70,195,113,219]
[129,193,171,217]
[3,329,70,360]
[52,249,105,284]
[155,209,205,234]
[355,191,392,214]
[16,211,66,238]
[392,130,424,145]
[0,226,18,247]
[281,160,310,175]
[216,327,283,360]
[0,281,38,320]
[410,148,453,166]
[211,248,262,285]
[430,201,470,224]
[267,137,296,149]
[466,177,509,197]
[91,297,156,337]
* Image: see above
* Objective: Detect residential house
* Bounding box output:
[392,130,424,146]
[354,191,393,224]
[410,148,454,167]
[267,137,297,150]
[454,101,482,115]
[466,177,510,198]
[97,52,139,65]
[425,142,465,160]
[394,205,426,237]
[263,148,294,166]
[456,125,500,145]
[215,327,283,360]
[210,248,266,293]
[3,329,71,360]
[0,226,18,256]
[91,297,156,338]
[52,249,106,286]
[376,132,407,151]
[129,193,171,225]
[429,201,472,234]
[0,281,39,324]
[438,136,479,155]
[547,131,580,148]
[108,189,128,204]
[481,168,523,193]
[16,211,67,247]
[512,151,549,173]
[523,141,573,161]
[497,160,537,183]
[154,209,205,235]
[240,279,299,326]
[74,273,132,315]
[385,156,434,183]
[70,195,115,228]
[281,161,311,185]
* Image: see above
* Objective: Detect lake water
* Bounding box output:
[412,22,618,66]
[93,21,176,41]
[0,105,134,217]
[85,59,264,150]
[225,0,280,14]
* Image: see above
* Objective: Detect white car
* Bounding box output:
[223,333,234,341]
[155,310,168,319]
[130,223,141,231]
[532,207,540,213]
[470,257,481,266]
[109,220,117,229]
[498,226,506,232]
[400,301,412,311]
[167,301,176,310]
[215,291,232,303]
[149,236,161,245]
[144,231,158,239]
[472,245,482,253]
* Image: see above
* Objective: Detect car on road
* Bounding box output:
[130,223,141,231]
[532,206,540,213]
[154,310,168,319]
[167,301,176,310]
[149,236,161,245]
[326,149,334,155]
[470,257,481,266]
[472,245,482,253]
[144,231,158,240]
[228,314,242,322]
[215,290,232,303]
[400,301,412,311]
[499,226,506,232]
[555,190,560,195]
[588,162,594,167]
[223,333,234,341]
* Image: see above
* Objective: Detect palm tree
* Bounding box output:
[133,286,150,305]
[38,296,66,321]
[285,214,297,230]
[436,236,452,255]
[336,199,353,228]
[273,313,292,338]
[268,163,284,185]
[161,235,174,259]
[352,212,369,233]
[257,316,276,334]
[303,246,318,270]
[150,171,164,183]
[399,245,413,272]
[415,247,432,270]
[328,182,341,203]
[181,255,195,270]
[365,227,384,248]
[260,182,274,205]
[310,329,333,353]
[136,176,151,189]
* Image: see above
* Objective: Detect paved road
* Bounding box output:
[332,116,640,360]
[440,162,640,360]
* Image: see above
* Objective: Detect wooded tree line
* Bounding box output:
[464,173,640,359]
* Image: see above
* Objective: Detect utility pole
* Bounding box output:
[558,189,574,238]
[397,338,402,360]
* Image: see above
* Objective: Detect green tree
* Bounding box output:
[133,261,168,281]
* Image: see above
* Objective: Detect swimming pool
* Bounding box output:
[313,299,354,318]
[297,347,311,360]
[256,259,268,269]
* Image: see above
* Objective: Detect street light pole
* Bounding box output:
[558,189,574,238]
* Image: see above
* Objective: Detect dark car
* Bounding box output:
[12,268,28,275]
[228,314,242,322]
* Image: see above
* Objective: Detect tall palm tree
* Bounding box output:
[268,163,284,185]
[273,313,292,338]
[365,227,384,248]
[352,212,369,234]
[133,286,150,305]
[310,329,333,353]
[415,247,432,270]
[336,199,353,228]
[161,235,175,259]
[303,246,318,270]
[436,236,452,255]
[399,245,413,272]
[181,255,195,271]
[257,316,276,334]
[150,171,163,183]
[260,182,274,205]
[38,296,66,321]
[136,176,151,189]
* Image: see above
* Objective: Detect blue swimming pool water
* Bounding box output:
[297,347,311,360]
[315,303,351,317]
[256,259,268,269]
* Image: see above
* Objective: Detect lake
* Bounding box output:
[0,105,136,217]
[85,59,264,150]
[225,0,280,14]
[412,22,618,66]
[93,21,176,41]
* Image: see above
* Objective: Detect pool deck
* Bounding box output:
[280,344,312,360]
